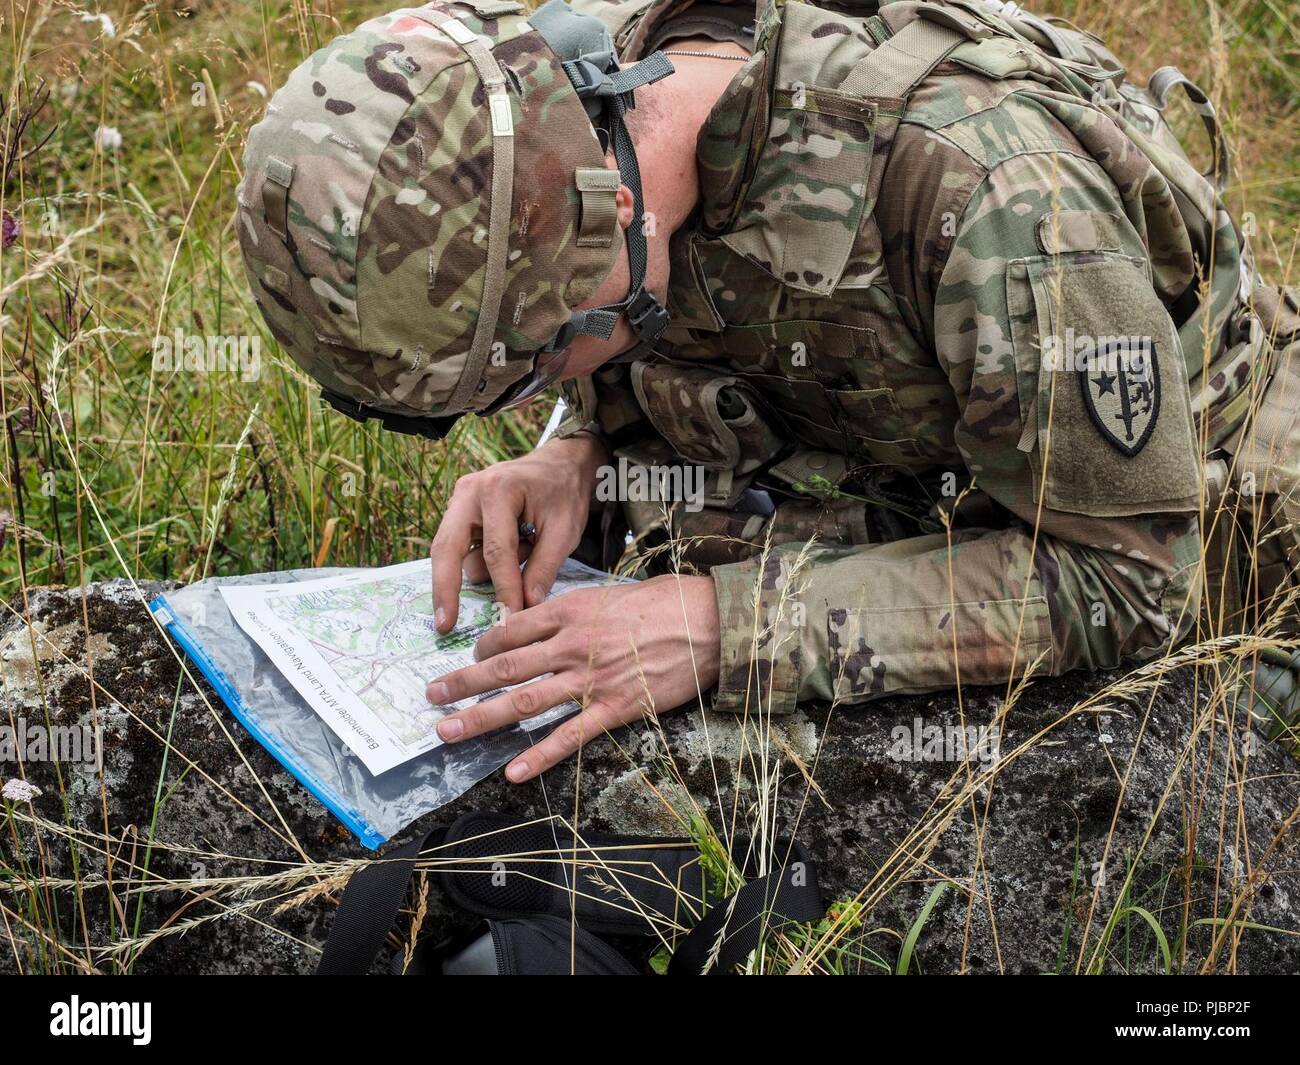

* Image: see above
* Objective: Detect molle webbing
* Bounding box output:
[841,10,968,100]
[409,8,516,416]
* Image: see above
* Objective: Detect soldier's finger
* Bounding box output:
[435,673,575,743]
[504,702,628,782]
[463,547,488,584]
[479,494,524,615]
[473,598,564,661]
[429,494,480,633]
[520,520,575,607]
[464,542,531,585]
[428,639,554,705]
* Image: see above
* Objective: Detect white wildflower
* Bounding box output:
[2,779,41,803]
[80,12,117,38]
[246,81,268,99]
[94,125,123,152]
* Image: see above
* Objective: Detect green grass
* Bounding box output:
[0,0,1297,975]
[0,0,1297,592]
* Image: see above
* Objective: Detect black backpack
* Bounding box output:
[316,811,824,975]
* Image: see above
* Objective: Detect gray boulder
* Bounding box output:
[1,580,1296,974]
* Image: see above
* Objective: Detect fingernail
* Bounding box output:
[530,585,546,605]
[506,760,529,782]
[427,682,449,704]
[438,717,464,740]
[434,607,447,630]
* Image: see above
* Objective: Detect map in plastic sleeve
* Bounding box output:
[218,558,621,775]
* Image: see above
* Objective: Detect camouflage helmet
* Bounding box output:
[237,0,673,437]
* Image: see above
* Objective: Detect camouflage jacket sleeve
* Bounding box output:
[711,122,1205,715]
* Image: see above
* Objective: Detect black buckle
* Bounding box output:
[563,58,611,98]
[539,316,580,355]
[625,286,669,343]
[320,389,462,440]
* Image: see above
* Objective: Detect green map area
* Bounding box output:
[264,569,501,747]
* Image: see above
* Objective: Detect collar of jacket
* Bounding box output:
[658,43,770,335]
[615,0,756,61]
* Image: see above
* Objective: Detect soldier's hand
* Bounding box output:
[429,433,608,632]
[426,575,721,781]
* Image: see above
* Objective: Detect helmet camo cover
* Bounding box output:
[237,2,625,420]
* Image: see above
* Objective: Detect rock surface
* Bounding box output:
[2,580,1297,974]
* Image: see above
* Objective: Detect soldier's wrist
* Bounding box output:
[546,429,609,485]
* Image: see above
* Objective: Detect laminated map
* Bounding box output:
[218,558,620,775]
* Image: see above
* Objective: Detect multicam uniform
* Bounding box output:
[555,0,1284,715]
[235,0,1300,729]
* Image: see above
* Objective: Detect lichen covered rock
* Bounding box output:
[2,581,1297,974]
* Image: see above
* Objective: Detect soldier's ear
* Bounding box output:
[615,184,635,230]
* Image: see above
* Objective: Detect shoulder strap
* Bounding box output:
[1147,66,1230,195]
[667,856,826,975]
[841,8,970,100]
[315,813,824,975]
[316,824,445,976]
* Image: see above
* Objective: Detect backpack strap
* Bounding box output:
[316,824,447,975]
[837,6,975,221]
[434,810,707,937]
[1147,66,1230,194]
[315,812,825,975]
[840,9,971,100]
[666,853,825,975]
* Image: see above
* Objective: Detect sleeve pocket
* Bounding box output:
[828,595,1053,701]
[1007,252,1202,518]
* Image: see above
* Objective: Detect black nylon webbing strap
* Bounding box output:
[320,388,463,440]
[552,49,673,359]
[315,826,445,976]
[667,855,825,975]
[315,813,824,975]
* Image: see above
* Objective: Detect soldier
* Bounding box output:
[237,0,1300,783]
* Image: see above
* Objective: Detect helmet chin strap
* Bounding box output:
[537,49,675,359]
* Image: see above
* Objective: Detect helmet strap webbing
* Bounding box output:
[539,49,674,358]
[413,10,519,416]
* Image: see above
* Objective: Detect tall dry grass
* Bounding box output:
[0,0,1297,973]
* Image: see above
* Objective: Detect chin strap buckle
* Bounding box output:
[563,52,675,114]
[624,285,670,352]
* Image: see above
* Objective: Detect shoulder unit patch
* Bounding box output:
[1080,338,1161,457]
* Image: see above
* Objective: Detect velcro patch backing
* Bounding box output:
[1036,210,1124,255]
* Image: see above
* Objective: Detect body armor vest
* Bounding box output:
[562,0,1263,566]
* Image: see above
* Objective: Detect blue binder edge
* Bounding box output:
[147,593,386,849]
